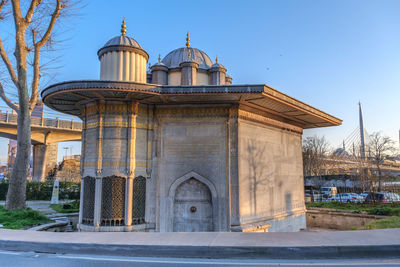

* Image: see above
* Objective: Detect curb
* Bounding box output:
[0,240,400,259]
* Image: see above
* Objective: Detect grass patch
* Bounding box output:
[306,202,400,216]
[50,200,79,213]
[0,205,49,229]
[365,216,400,229]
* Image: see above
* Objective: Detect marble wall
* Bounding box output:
[238,119,306,232]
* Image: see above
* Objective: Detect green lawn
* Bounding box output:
[50,200,79,213]
[0,205,49,229]
[365,216,400,229]
[306,202,400,216]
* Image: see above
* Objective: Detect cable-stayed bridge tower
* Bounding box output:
[359,102,366,159]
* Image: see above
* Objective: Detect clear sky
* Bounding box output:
[0,0,399,163]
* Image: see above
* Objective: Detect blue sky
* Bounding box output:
[0,0,399,163]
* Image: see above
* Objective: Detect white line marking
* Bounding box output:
[56,255,272,265]
[0,250,22,255]
[55,255,400,266]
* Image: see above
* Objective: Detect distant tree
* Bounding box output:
[367,132,395,192]
[0,0,80,209]
[302,136,330,179]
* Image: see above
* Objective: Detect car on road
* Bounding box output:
[305,190,323,202]
[321,187,337,199]
[386,192,400,202]
[360,192,369,202]
[328,193,362,203]
[364,192,392,203]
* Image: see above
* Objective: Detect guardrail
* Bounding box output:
[0,111,82,130]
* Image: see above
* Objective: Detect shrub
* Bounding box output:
[0,181,80,201]
[370,207,392,216]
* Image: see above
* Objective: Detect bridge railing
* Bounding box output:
[0,111,82,130]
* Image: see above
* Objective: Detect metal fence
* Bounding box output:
[0,111,82,130]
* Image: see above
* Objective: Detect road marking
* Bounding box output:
[55,255,400,266]
[0,250,22,255]
[56,255,277,265]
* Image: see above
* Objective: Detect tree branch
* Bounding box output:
[0,37,19,89]
[0,82,18,112]
[10,0,22,22]
[29,0,62,110]
[0,0,7,20]
[29,29,39,111]
[24,0,41,24]
[35,0,62,49]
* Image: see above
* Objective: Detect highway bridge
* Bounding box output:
[0,109,82,181]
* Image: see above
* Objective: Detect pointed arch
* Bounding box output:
[165,171,219,232]
[168,171,217,199]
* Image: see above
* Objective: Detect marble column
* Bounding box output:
[124,102,138,226]
[93,101,104,230]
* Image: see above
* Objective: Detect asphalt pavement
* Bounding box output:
[0,228,400,260]
[0,250,400,267]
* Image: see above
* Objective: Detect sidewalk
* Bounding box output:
[0,200,72,215]
[0,228,399,259]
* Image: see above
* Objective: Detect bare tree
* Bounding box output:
[302,135,330,179]
[367,132,395,192]
[0,0,79,209]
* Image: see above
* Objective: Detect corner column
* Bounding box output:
[125,101,138,226]
[93,101,105,230]
[32,144,48,181]
[228,107,240,230]
[78,106,87,226]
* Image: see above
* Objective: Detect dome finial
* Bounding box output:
[121,17,127,36]
[158,53,161,63]
[215,55,218,63]
[188,49,192,59]
[186,31,190,48]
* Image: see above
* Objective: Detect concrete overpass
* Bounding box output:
[0,111,82,181]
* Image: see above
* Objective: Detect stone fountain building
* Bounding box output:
[42,21,341,232]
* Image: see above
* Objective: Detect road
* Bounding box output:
[0,250,399,267]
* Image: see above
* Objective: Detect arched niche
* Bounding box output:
[167,171,218,232]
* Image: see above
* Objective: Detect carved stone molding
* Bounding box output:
[238,109,303,134]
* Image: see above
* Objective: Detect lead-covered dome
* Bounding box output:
[162,47,213,70]
[97,19,148,60]
[98,19,148,83]
[97,35,148,59]
[103,35,141,48]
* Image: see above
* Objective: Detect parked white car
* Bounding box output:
[328,193,362,203]
[387,192,400,202]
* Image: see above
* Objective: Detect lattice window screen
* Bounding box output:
[101,176,126,226]
[132,176,146,225]
[82,176,95,225]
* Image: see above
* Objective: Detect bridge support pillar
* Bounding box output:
[32,143,58,181]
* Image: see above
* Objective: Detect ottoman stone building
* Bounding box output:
[42,20,341,232]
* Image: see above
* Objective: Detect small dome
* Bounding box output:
[98,35,147,59]
[162,47,213,70]
[211,62,225,68]
[103,35,142,49]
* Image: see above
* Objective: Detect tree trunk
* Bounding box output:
[5,94,31,210]
[377,165,382,192]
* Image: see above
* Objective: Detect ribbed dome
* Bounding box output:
[97,35,148,59]
[103,35,142,48]
[162,47,213,70]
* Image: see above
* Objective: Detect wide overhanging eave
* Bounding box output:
[41,81,342,128]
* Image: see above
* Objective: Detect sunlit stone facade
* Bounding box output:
[42,21,341,232]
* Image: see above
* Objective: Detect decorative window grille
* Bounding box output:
[101,176,126,226]
[132,176,146,225]
[82,176,95,225]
